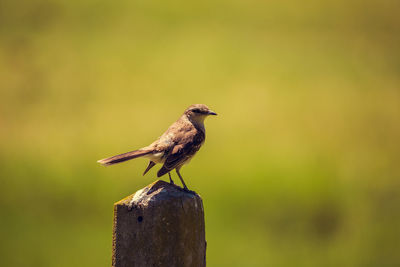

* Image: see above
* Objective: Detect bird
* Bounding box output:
[97,104,217,191]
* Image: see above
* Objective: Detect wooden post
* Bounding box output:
[112,180,206,267]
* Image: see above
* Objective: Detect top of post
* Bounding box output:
[114,180,202,210]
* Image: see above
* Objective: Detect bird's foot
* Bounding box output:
[182,186,196,195]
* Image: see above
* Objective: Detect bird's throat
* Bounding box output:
[189,115,206,132]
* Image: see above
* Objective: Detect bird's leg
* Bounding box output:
[176,169,189,191]
[168,172,174,185]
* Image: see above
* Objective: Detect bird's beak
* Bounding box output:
[208,110,217,116]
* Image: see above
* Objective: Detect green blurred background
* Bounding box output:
[1,0,400,266]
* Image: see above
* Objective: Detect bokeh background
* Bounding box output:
[1,0,400,266]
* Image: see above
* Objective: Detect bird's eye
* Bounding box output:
[192,109,201,113]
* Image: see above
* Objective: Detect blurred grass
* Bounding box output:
[1,0,400,266]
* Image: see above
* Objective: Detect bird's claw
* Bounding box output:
[182,187,195,194]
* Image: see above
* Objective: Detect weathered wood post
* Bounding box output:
[112,180,206,267]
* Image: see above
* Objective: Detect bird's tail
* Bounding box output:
[97,149,153,166]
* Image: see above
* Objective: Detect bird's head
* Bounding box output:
[184,104,217,124]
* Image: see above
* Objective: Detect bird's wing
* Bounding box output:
[157,128,204,177]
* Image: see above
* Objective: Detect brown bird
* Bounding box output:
[97,104,217,191]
